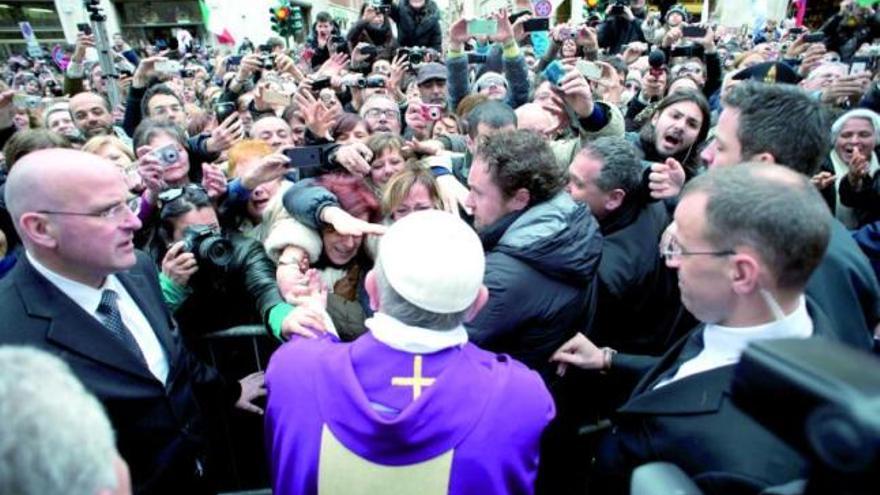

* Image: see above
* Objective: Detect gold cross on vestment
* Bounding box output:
[391,355,436,400]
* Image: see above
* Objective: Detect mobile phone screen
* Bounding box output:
[467,19,498,37]
[522,18,550,33]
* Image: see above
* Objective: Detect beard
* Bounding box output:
[83,122,114,138]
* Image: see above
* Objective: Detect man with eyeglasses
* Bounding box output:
[0,149,266,494]
[552,163,834,494]
[360,94,402,135]
[701,82,880,350]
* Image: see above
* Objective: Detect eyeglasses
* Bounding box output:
[363,108,400,120]
[672,63,704,77]
[38,202,133,221]
[660,235,735,261]
[158,184,209,204]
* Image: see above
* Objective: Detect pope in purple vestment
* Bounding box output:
[265,211,555,495]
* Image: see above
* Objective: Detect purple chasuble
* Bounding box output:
[265,331,554,495]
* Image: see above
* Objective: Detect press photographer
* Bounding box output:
[156,185,293,341]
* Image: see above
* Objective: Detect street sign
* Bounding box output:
[533,0,553,18]
[19,22,44,58]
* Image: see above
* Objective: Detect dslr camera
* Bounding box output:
[610,0,628,15]
[259,54,274,70]
[329,35,349,55]
[181,225,234,268]
[397,47,427,70]
[370,0,392,15]
[408,47,426,65]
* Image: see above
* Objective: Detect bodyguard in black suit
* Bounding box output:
[0,149,263,494]
[553,164,836,494]
[567,136,693,356]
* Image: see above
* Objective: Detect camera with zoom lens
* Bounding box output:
[181,225,234,268]
[370,0,392,15]
[408,47,426,65]
[364,76,385,88]
[329,35,349,55]
[259,54,274,70]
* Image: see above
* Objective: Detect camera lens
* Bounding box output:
[161,148,179,165]
[199,236,234,268]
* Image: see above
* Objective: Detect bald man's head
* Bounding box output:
[250,116,293,150]
[6,149,141,286]
[6,149,121,224]
[515,103,559,139]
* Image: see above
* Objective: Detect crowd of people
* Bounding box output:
[1,0,879,494]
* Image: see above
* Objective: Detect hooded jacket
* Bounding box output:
[466,193,603,382]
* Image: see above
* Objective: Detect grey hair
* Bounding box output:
[0,346,119,495]
[374,260,470,331]
[683,163,831,290]
[722,82,830,176]
[830,108,880,144]
[359,94,398,118]
[580,136,643,196]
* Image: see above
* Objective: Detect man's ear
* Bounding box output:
[606,188,626,213]
[507,187,531,212]
[729,251,761,296]
[365,269,380,311]
[750,152,777,165]
[18,213,58,250]
[464,285,490,323]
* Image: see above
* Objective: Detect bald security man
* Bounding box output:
[0,149,264,494]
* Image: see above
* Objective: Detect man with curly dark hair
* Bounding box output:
[464,129,602,381]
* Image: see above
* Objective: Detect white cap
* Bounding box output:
[378,210,485,314]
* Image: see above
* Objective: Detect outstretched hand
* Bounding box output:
[550,333,605,377]
[648,158,686,200]
[235,371,267,415]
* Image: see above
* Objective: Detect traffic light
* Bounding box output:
[269,2,304,40]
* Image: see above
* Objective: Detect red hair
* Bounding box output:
[317,173,381,223]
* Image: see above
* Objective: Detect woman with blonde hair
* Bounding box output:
[82,135,136,173]
[381,165,443,221]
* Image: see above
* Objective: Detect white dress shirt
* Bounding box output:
[655,296,813,389]
[28,252,170,384]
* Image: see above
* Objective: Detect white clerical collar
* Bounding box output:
[27,252,122,314]
[657,296,813,388]
[704,295,813,355]
[366,312,469,354]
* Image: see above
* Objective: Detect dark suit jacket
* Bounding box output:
[592,200,694,356]
[806,219,880,350]
[592,302,836,495]
[0,251,236,494]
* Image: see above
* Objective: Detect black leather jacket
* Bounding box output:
[172,232,284,339]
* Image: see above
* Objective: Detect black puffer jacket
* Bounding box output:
[390,1,442,51]
[466,193,603,382]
